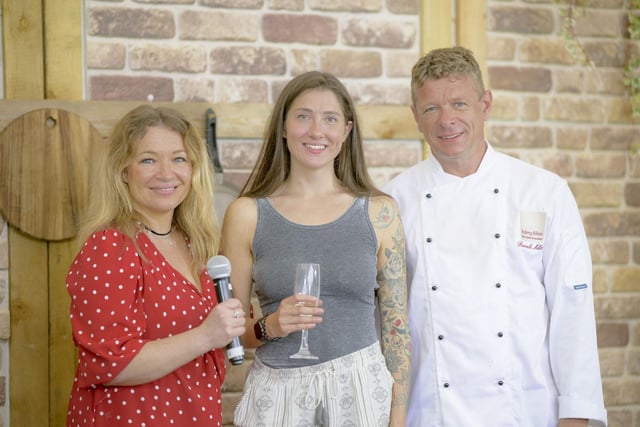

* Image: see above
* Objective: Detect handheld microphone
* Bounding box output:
[206,255,244,366]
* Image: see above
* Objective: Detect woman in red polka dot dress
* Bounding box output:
[65,105,246,427]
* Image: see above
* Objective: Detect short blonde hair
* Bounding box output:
[411,46,485,104]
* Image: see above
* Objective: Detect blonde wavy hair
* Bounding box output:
[78,105,219,274]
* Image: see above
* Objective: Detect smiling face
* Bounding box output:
[412,74,492,177]
[283,88,353,174]
[122,126,192,226]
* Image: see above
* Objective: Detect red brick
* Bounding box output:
[215,78,268,103]
[487,35,516,60]
[598,348,626,376]
[626,183,640,206]
[602,377,640,406]
[388,0,419,14]
[596,322,629,347]
[591,127,639,151]
[571,182,623,208]
[209,47,286,75]
[85,42,125,69]
[595,295,640,319]
[556,127,588,150]
[613,268,640,291]
[543,97,606,123]
[489,97,519,121]
[555,69,585,93]
[584,41,629,67]
[606,409,633,427]
[308,0,381,12]
[364,141,421,167]
[201,0,262,8]
[89,75,174,101]
[520,39,576,65]
[320,50,382,78]
[130,44,207,73]
[487,125,552,149]
[269,0,305,10]
[489,6,554,34]
[175,78,215,102]
[584,212,640,237]
[590,240,629,264]
[489,66,552,92]
[179,10,258,41]
[348,82,411,105]
[342,18,416,48]
[263,14,337,44]
[575,154,626,178]
[88,7,175,38]
[574,9,623,37]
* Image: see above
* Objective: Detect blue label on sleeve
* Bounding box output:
[573,284,588,290]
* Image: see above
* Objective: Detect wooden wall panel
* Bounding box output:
[1,0,45,99]
[420,0,453,52]
[8,230,49,427]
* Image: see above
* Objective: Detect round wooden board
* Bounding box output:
[0,108,105,240]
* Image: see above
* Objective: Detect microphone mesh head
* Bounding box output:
[207,255,232,279]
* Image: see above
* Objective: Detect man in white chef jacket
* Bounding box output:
[383,46,607,427]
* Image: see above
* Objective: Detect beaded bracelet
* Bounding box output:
[253,314,281,343]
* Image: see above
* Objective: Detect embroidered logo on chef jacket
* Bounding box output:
[518,211,545,250]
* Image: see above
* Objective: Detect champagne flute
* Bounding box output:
[289,263,321,360]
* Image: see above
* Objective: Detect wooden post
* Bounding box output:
[417,0,488,159]
[43,2,84,425]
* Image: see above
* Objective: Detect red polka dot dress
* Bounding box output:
[65,229,227,427]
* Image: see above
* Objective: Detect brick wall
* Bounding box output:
[484,3,640,424]
[66,0,640,425]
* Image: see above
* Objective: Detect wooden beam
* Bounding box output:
[9,229,49,427]
[44,0,84,99]
[43,1,85,424]
[0,100,421,141]
[419,0,453,54]
[2,1,50,426]
[418,0,455,158]
[1,0,45,99]
[457,0,488,88]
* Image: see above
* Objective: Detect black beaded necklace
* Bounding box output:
[144,225,173,237]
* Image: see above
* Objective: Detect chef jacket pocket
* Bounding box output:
[517,211,546,252]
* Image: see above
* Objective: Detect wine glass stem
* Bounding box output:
[300,329,310,351]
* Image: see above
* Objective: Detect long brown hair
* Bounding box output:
[240,71,378,198]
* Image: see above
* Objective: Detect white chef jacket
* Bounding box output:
[383,144,607,427]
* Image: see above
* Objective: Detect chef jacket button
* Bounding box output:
[431,285,438,291]
[438,334,444,340]
[498,380,504,386]
[494,233,501,239]
[426,237,432,243]
[494,188,499,194]
[498,332,504,337]
[443,382,450,388]
[495,282,502,288]
[426,193,432,198]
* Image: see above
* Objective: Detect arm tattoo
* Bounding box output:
[376,199,411,407]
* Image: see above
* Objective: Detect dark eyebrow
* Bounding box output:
[293,107,343,116]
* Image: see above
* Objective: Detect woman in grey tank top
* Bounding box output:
[221,71,411,427]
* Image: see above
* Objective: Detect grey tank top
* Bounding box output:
[253,196,379,368]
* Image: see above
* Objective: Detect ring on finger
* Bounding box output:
[233,311,241,318]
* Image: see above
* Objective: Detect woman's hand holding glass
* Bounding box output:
[290,263,321,359]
